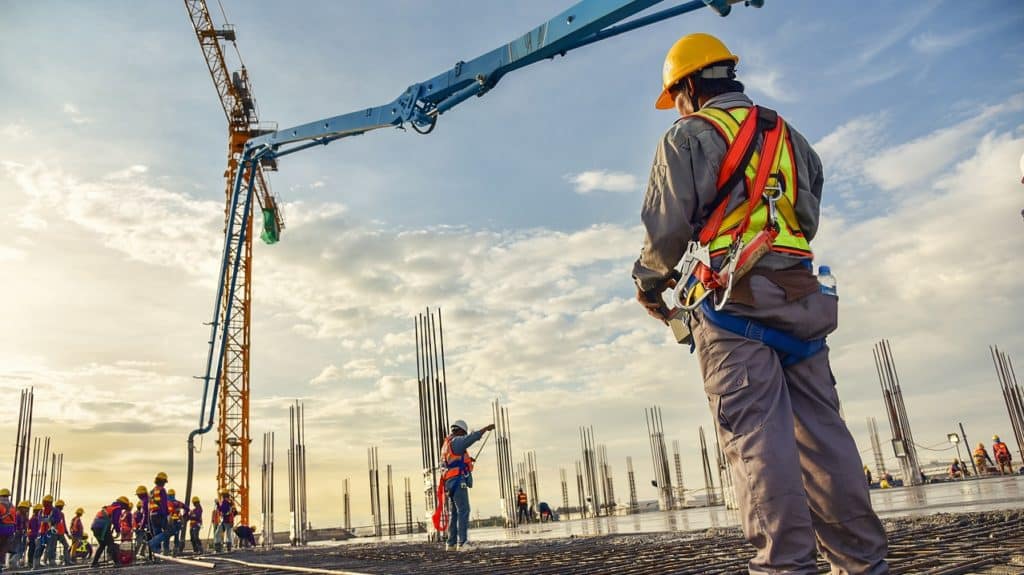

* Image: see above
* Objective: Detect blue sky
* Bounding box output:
[1,0,1023,529]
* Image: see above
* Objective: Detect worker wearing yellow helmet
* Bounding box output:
[69,507,86,562]
[27,503,43,566]
[633,33,888,572]
[47,497,71,565]
[90,497,130,567]
[148,472,171,554]
[992,434,1013,474]
[0,488,16,562]
[188,495,205,554]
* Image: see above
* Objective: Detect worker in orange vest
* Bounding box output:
[50,499,70,565]
[633,33,888,573]
[515,488,530,524]
[974,443,994,474]
[90,497,130,567]
[68,508,85,564]
[0,489,17,564]
[992,435,1013,475]
[441,419,494,551]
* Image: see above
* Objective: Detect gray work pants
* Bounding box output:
[446,483,470,546]
[692,274,889,575]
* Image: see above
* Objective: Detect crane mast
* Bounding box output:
[184,0,283,526]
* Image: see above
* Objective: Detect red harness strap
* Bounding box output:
[693,108,785,290]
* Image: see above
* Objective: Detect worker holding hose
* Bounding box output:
[440,419,494,552]
[633,33,889,573]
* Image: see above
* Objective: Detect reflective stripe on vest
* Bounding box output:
[440,435,474,483]
[689,106,812,259]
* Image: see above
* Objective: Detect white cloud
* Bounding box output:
[4,161,223,276]
[865,94,1024,190]
[910,28,981,55]
[62,102,93,125]
[1,122,31,139]
[815,112,889,197]
[310,364,341,385]
[565,170,639,194]
[744,68,797,103]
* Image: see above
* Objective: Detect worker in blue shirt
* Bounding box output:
[441,419,494,551]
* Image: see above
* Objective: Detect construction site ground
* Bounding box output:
[81,508,1024,575]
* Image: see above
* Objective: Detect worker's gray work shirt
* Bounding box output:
[632,92,824,292]
[444,429,484,492]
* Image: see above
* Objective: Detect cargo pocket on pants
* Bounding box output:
[705,367,759,437]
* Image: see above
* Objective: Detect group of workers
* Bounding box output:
[512,489,555,524]
[969,435,1016,476]
[0,490,81,570]
[0,472,249,570]
[947,435,1017,478]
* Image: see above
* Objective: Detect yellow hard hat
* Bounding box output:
[18,501,30,510]
[656,33,739,110]
[218,488,229,495]
[993,435,1001,442]
[0,488,9,497]
[136,501,144,508]
[192,496,200,504]
[167,489,175,497]
[32,503,42,511]
[155,472,168,482]
[117,496,130,506]
[75,508,84,515]
[55,499,65,508]
[136,485,148,496]
[42,494,53,503]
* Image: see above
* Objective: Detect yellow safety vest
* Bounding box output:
[689,106,812,259]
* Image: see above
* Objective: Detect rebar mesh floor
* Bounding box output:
[91,510,1023,575]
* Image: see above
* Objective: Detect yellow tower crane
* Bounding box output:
[184,0,283,526]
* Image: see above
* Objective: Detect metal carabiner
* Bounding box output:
[712,240,742,311]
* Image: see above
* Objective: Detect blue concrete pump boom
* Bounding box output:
[185,0,764,511]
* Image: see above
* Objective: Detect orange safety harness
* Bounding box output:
[683,105,788,308]
[993,442,1011,462]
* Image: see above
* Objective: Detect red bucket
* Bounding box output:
[115,542,134,566]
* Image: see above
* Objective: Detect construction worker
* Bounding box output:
[213,488,235,552]
[49,498,70,565]
[26,504,40,568]
[949,459,964,479]
[68,508,84,564]
[134,484,153,560]
[90,496,130,568]
[233,524,256,548]
[992,435,1013,475]
[188,496,204,554]
[633,33,889,573]
[537,501,556,522]
[974,442,995,475]
[516,488,530,524]
[0,489,16,569]
[864,466,873,486]
[148,472,171,554]
[10,501,30,569]
[441,419,494,551]
[166,489,183,555]
[32,494,56,568]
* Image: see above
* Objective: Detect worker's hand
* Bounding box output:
[482,423,496,433]
[636,278,676,325]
